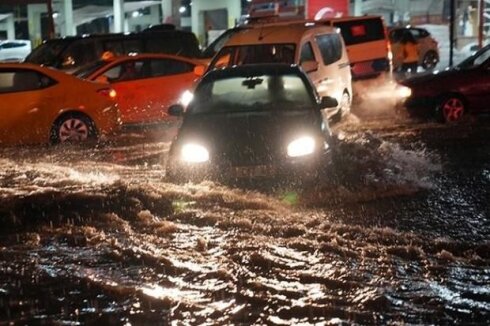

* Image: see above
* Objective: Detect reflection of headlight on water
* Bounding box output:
[180,90,194,107]
[181,143,209,163]
[287,136,315,157]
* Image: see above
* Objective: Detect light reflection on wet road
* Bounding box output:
[0,114,488,324]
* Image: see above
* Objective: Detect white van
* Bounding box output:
[208,22,352,119]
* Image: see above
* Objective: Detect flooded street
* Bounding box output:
[0,111,488,324]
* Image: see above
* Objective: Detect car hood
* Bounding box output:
[402,65,476,87]
[173,110,322,165]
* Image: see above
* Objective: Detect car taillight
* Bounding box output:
[98,88,117,99]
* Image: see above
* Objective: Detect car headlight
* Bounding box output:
[396,85,412,99]
[181,143,209,163]
[180,90,194,107]
[287,136,316,157]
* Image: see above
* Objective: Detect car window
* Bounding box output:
[24,39,71,65]
[300,42,315,63]
[210,44,296,70]
[148,59,194,77]
[102,60,145,82]
[410,29,421,39]
[190,74,313,114]
[419,29,430,38]
[0,69,54,93]
[0,42,27,49]
[61,40,98,69]
[334,18,385,45]
[458,46,490,68]
[315,34,342,65]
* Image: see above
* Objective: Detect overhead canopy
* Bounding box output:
[73,1,160,27]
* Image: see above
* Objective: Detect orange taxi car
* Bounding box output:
[74,54,205,129]
[0,63,119,146]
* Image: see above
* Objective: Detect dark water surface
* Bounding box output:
[0,116,488,325]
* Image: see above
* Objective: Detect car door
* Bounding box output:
[0,68,52,144]
[91,59,148,124]
[140,58,197,123]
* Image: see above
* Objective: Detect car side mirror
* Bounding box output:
[168,104,185,116]
[319,96,338,109]
[301,60,319,73]
[194,65,206,77]
[95,75,109,84]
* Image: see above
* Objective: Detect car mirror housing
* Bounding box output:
[301,60,319,73]
[168,104,185,116]
[319,96,338,109]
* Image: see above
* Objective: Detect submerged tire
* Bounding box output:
[51,113,97,144]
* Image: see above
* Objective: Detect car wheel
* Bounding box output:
[422,51,439,70]
[51,113,97,144]
[438,96,465,123]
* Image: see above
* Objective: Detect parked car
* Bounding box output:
[389,26,439,71]
[165,64,338,183]
[74,53,205,129]
[0,63,119,145]
[0,40,31,62]
[207,21,352,121]
[24,28,201,73]
[400,44,490,122]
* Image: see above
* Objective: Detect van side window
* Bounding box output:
[316,34,342,65]
[300,42,315,63]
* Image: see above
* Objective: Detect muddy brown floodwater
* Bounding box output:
[0,113,488,325]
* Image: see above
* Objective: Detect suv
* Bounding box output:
[389,26,439,71]
[24,28,201,72]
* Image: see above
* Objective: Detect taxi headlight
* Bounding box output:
[181,143,209,163]
[287,136,315,157]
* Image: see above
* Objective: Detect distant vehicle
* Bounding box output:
[24,28,201,73]
[74,53,205,129]
[165,64,338,182]
[0,40,31,62]
[401,44,490,122]
[326,16,391,79]
[389,26,439,71]
[207,22,352,120]
[0,63,119,145]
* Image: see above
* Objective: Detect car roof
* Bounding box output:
[0,62,92,83]
[100,53,203,65]
[224,23,337,46]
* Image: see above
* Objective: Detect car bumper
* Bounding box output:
[403,96,436,118]
[167,151,331,183]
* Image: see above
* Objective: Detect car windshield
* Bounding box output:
[24,39,71,66]
[189,73,313,114]
[210,44,296,70]
[73,60,108,79]
[457,46,490,69]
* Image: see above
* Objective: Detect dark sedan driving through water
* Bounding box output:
[166,64,338,183]
[401,44,490,122]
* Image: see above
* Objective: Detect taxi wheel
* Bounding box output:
[51,113,97,144]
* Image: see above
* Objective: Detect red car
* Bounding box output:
[75,54,205,129]
[401,44,490,122]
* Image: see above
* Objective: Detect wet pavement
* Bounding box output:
[0,110,488,324]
